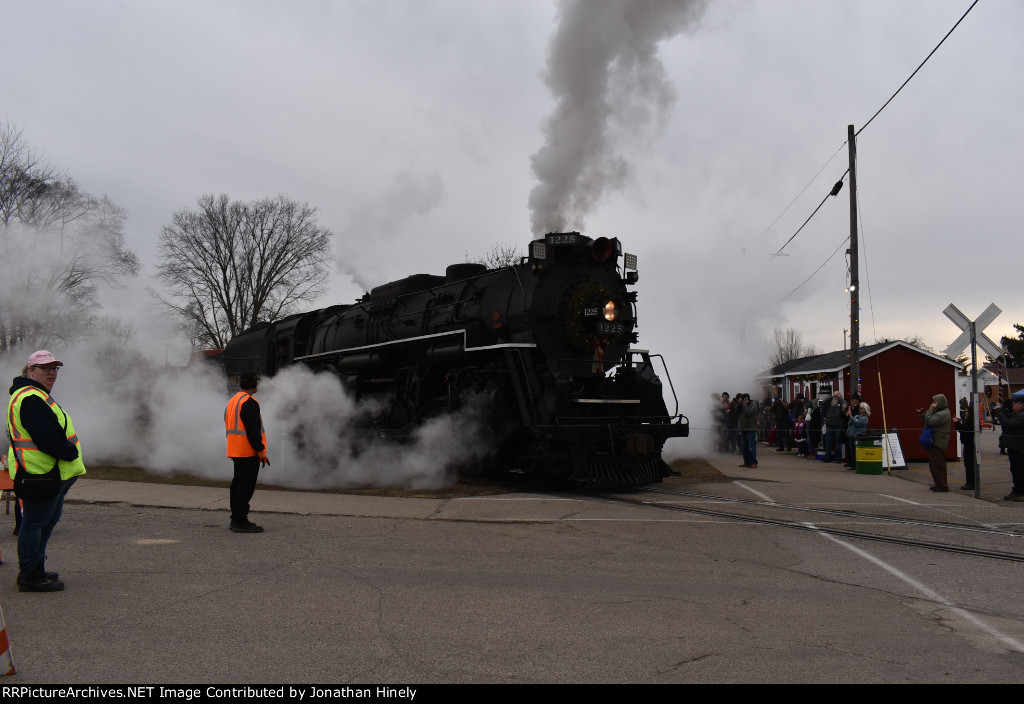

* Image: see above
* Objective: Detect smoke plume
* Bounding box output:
[336,170,445,292]
[529,0,708,234]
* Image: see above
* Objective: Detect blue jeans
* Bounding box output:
[848,435,864,467]
[18,477,77,574]
[825,428,843,461]
[741,431,757,466]
[775,426,792,451]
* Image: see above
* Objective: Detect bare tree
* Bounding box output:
[467,242,522,269]
[767,327,819,369]
[0,122,59,226]
[155,194,333,349]
[0,124,140,350]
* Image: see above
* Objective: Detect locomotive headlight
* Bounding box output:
[603,301,618,321]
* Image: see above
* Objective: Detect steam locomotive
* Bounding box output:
[220,232,688,487]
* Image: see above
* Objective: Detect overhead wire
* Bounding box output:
[857,172,878,345]
[772,171,847,258]
[771,0,980,298]
[775,235,850,304]
[762,144,848,236]
[856,0,980,138]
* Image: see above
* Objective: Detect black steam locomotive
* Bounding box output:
[220,232,688,487]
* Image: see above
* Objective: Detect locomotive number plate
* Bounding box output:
[583,307,600,317]
[596,321,624,335]
[546,233,579,246]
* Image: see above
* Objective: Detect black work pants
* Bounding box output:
[962,438,977,485]
[1009,449,1024,495]
[230,456,260,523]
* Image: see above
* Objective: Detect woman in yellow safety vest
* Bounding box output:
[7,350,86,592]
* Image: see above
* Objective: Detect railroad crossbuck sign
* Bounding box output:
[943,302,1001,360]
[943,302,1000,498]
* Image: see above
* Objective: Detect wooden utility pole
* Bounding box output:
[848,124,860,395]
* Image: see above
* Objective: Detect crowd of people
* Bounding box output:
[714,389,1024,501]
[714,391,872,470]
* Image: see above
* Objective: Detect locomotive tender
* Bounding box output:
[221,232,688,487]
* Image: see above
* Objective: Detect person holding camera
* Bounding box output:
[846,402,870,470]
[918,394,952,492]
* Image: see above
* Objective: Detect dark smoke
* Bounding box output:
[529,0,708,234]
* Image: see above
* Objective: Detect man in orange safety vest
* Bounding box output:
[225,370,269,533]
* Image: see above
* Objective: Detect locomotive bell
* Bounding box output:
[591,237,615,262]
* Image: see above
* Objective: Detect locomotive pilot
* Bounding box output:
[225,370,270,533]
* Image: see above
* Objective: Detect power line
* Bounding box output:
[857,0,980,137]
[762,143,847,236]
[772,173,847,258]
[767,1,980,257]
[857,180,878,345]
[776,235,850,303]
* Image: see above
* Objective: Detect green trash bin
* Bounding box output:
[855,434,884,475]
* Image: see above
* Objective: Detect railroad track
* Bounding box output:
[594,487,1024,563]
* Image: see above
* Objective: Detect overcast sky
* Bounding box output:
[3,0,1020,403]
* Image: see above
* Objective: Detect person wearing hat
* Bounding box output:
[225,371,270,532]
[7,350,87,592]
[918,394,952,492]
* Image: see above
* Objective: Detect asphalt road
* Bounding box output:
[2,452,1023,684]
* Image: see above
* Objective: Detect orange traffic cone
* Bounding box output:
[0,601,14,675]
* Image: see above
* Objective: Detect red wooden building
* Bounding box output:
[757,341,962,461]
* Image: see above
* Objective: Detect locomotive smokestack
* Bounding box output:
[528,0,708,235]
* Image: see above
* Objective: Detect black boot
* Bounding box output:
[230,519,263,533]
[17,563,64,592]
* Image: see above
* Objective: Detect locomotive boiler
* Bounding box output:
[220,232,688,487]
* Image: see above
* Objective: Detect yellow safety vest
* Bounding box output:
[225,391,267,458]
[7,386,87,481]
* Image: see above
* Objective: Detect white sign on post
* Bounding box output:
[882,432,906,469]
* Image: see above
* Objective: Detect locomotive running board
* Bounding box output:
[575,399,641,404]
[295,328,537,362]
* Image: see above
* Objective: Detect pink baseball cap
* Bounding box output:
[27,350,63,367]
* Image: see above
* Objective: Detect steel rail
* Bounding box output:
[637,487,1024,538]
[597,493,1024,563]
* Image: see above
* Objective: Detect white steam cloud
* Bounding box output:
[258,366,484,490]
[529,0,709,234]
[2,341,483,490]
